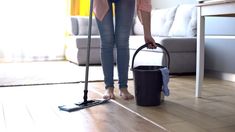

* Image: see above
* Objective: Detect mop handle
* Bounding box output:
[83,0,94,102]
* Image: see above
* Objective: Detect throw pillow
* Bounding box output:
[168,4,196,37]
[151,6,178,37]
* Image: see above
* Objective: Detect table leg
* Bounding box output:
[196,7,205,97]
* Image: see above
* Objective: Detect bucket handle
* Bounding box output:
[131,43,170,70]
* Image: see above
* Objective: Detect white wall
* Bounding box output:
[152,0,196,9]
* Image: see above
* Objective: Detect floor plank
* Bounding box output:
[90,76,235,132]
[1,75,235,132]
[0,83,166,132]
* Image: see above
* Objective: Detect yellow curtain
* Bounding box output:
[69,0,114,16]
[70,0,90,16]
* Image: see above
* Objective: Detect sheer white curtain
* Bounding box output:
[0,0,66,62]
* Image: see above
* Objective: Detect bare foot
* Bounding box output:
[103,88,115,100]
[119,88,134,100]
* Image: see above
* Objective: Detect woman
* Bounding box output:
[94,0,156,100]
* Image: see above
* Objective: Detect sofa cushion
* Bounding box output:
[151,6,178,36]
[157,37,196,52]
[168,4,196,37]
[76,36,101,48]
[71,17,79,35]
[77,16,100,35]
[133,6,177,36]
[129,36,196,52]
[186,8,197,37]
[133,16,144,35]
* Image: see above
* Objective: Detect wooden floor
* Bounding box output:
[1,76,235,132]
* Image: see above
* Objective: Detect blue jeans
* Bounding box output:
[95,0,135,89]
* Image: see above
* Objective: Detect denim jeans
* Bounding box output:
[95,0,135,89]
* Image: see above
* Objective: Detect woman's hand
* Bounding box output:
[139,10,157,49]
[144,34,156,49]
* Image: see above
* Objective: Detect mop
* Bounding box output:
[58,0,109,112]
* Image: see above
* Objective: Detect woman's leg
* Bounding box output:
[96,0,115,99]
[115,0,135,99]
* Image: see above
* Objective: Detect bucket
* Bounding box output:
[131,43,170,106]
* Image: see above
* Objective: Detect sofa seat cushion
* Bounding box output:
[129,36,196,52]
[157,37,196,52]
[76,35,101,48]
[129,36,146,49]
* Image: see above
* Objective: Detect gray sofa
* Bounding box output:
[65,4,197,74]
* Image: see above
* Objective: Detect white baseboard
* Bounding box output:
[205,70,235,82]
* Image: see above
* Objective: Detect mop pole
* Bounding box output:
[83,0,94,102]
[58,0,109,112]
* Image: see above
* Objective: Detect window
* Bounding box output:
[0,0,67,62]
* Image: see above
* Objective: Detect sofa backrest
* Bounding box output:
[133,4,197,37]
[70,16,100,36]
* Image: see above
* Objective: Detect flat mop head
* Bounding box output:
[58,99,109,112]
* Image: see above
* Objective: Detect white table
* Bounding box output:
[196,1,235,97]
